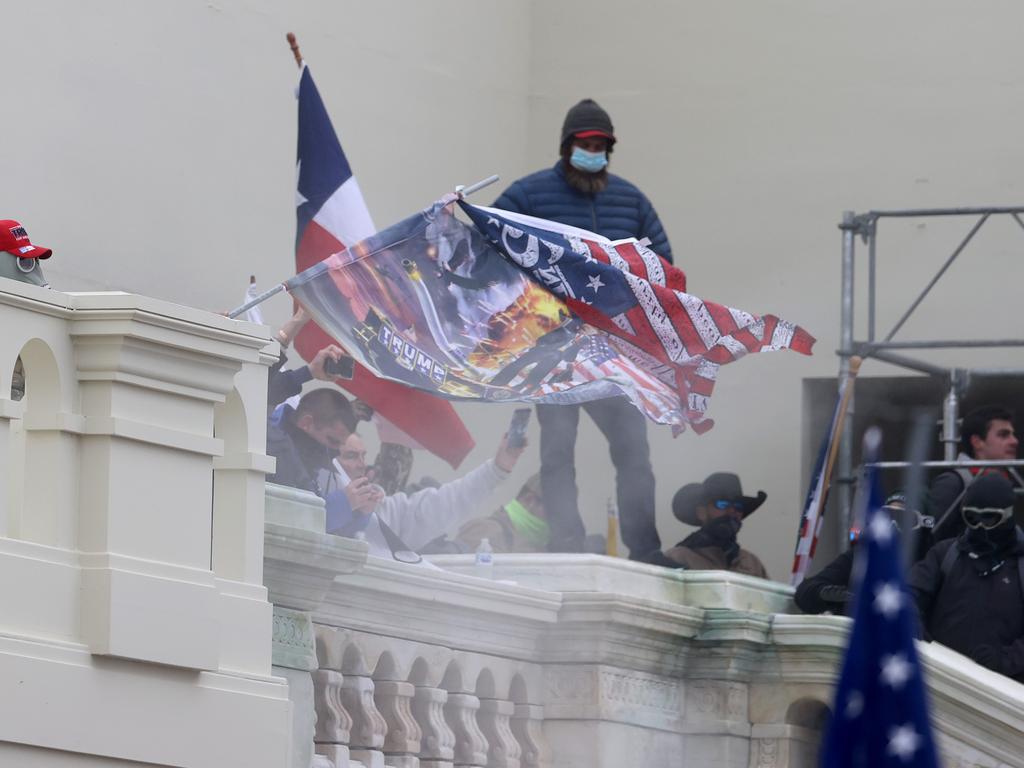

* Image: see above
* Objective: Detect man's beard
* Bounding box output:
[563,159,609,195]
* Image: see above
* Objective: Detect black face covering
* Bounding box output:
[681,516,743,565]
[959,519,1018,575]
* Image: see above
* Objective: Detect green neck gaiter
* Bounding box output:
[504,499,549,548]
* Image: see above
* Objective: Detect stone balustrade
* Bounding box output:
[267,489,1024,768]
[4,277,1022,768]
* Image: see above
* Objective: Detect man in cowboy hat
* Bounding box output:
[658,472,769,577]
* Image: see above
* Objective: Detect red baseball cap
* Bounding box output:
[0,220,52,260]
[573,129,614,140]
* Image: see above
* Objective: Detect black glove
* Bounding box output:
[818,584,852,605]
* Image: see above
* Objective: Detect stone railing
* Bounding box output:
[265,490,1024,768]
[0,280,289,767]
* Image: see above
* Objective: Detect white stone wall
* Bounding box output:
[0,280,289,766]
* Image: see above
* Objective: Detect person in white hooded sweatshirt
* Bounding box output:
[323,431,525,561]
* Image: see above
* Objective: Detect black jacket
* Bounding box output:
[794,547,856,615]
[909,532,1024,682]
[266,405,337,496]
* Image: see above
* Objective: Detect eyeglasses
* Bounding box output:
[962,506,1014,530]
[712,499,744,513]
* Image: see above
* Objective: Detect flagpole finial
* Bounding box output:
[848,355,863,375]
[286,32,303,69]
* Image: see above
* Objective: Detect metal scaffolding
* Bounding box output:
[836,206,1024,548]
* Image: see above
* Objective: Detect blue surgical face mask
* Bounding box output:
[569,146,608,174]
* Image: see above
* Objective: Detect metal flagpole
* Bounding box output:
[226,174,501,320]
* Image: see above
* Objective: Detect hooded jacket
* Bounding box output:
[909,526,1024,682]
[493,163,673,263]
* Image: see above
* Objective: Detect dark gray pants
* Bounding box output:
[537,398,660,559]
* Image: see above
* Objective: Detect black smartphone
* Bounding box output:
[323,355,356,380]
[507,407,531,449]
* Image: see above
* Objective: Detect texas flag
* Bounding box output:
[292,64,474,468]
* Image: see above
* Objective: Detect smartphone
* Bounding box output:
[323,355,356,380]
[507,407,531,449]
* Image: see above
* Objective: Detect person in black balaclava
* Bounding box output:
[909,473,1024,682]
[647,472,769,578]
[794,491,912,615]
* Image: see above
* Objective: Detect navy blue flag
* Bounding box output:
[820,432,939,767]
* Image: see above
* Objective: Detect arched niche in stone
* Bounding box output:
[9,338,75,546]
[785,697,831,731]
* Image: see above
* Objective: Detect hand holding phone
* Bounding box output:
[323,355,356,380]
[506,408,531,450]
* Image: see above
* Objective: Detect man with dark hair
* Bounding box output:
[492,98,672,559]
[910,474,1024,683]
[928,405,1019,544]
[267,386,357,496]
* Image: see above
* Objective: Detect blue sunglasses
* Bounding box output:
[712,499,745,512]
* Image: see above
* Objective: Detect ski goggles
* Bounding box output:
[961,505,1014,530]
[712,499,744,513]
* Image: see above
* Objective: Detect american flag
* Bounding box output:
[291,64,474,468]
[820,430,939,768]
[459,202,815,432]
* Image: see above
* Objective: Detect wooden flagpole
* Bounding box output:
[286,32,304,68]
[814,355,863,530]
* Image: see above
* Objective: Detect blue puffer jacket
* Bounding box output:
[493,163,673,263]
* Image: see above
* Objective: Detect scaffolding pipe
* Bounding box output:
[837,211,856,552]
[941,377,960,462]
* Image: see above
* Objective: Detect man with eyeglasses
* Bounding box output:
[926,405,1019,547]
[909,474,1024,682]
[652,472,769,577]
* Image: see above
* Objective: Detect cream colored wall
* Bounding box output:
[4,1,1022,579]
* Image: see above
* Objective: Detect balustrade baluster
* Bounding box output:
[510,704,543,768]
[313,669,354,768]
[376,680,422,768]
[341,674,387,768]
[443,693,488,767]
[478,699,521,768]
[413,686,455,768]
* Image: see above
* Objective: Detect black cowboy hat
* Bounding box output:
[672,472,767,526]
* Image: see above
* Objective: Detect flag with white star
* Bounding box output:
[290,63,475,469]
[459,201,815,433]
[820,430,939,767]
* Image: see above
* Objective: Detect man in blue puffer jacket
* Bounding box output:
[492,98,672,560]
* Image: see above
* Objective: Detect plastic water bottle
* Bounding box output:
[475,538,494,579]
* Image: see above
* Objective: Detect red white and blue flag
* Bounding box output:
[286,196,813,433]
[458,202,816,432]
[291,65,474,468]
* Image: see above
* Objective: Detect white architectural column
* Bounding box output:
[0,398,24,537]
[375,680,422,768]
[70,297,269,670]
[314,668,354,768]
[510,704,543,768]
[341,674,387,768]
[444,693,489,768]
[413,686,456,768]
[477,699,521,768]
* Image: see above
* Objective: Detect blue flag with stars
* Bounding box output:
[820,431,939,767]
